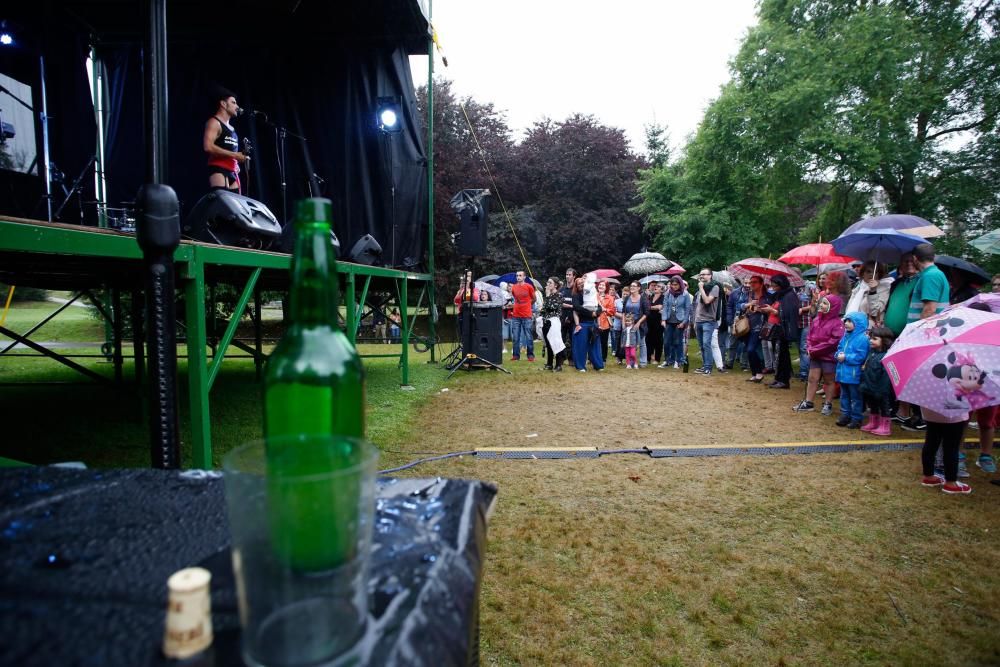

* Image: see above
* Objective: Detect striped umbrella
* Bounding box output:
[728,258,804,287]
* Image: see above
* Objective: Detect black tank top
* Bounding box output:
[213,117,238,153]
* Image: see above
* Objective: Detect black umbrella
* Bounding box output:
[935,255,990,284]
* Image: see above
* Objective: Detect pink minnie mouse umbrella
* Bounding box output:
[882,305,1000,418]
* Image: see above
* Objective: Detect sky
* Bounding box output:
[408,0,761,155]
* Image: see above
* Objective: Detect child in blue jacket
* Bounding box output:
[835,311,870,429]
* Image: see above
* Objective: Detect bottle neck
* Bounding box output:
[289,222,340,326]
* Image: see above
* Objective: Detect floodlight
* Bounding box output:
[0,33,13,46]
[375,97,402,134]
[379,108,398,129]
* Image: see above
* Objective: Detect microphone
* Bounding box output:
[248,109,269,118]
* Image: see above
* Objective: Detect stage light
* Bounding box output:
[375,97,402,134]
[379,108,398,129]
[0,34,13,46]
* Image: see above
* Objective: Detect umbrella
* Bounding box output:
[639,275,671,285]
[831,228,926,263]
[958,292,1000,313]
[712,270,734,286]
[600,277,621,285]
[728,258,804,287]
[588,268,621,279]
[970,229,1000,255]
[473,281,503,303]
[778,243,856,266]
[476,274,499,284]
[623,251,674,275]
[882,305,1000,418]
[842,213,945,239]
[656,264,686,276]
[489,272,542,290]
[934,255,990,284]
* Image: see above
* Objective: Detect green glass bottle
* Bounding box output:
[263,198,366,571]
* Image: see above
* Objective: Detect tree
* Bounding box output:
[414,79,516,296]
[502,114,647,278]
[644,122,671,169]
[732,0,1000,221]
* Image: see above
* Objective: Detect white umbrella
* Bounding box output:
[639,275,671,285]
[623,252,674,275]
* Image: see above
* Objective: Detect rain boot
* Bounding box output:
[860,414,877,432]
[872,415,891,436]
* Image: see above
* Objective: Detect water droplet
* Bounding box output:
[36,552,73,569]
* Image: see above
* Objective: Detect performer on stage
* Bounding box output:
[203,88,248,192]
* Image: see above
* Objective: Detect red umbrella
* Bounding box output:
[588,268,621,279]
[655,264,685,276]
[778,243,856,266]
[728,258,804,287]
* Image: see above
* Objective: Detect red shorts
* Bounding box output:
[975,405,1000,429]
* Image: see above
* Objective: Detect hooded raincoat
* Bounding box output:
[806,294,845,362]
[835,311,870,385]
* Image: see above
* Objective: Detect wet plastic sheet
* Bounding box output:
[0,468,496,666]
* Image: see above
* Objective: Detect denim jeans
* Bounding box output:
[610,329,621,359]
[572,320,605,370]
[798,326,810,378]
[510,317,534,359]
[663,324,685,364]
[840,382,864,422]
[695,321,717,371]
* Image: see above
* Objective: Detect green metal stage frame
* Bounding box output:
[0,216,433,468]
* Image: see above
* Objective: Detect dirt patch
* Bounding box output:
[412,362,892,453]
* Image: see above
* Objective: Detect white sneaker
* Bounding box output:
[673,362,680,369]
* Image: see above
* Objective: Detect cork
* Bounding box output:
[163,567,213,659]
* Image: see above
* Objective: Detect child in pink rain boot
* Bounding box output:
[860,326,896,436]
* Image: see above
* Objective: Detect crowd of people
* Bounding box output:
[470,244,1000,496]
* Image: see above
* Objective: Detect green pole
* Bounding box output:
[426,0,437,362]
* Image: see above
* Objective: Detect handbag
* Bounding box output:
[733,314,751,338]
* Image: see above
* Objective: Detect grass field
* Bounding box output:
[3,299,999,665]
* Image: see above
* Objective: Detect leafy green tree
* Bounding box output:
[644,122,671,169]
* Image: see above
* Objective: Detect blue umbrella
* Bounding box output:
[831,228,926,263]
[489,272,542,290]
[841,213,944,239]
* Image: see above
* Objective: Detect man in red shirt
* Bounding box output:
[509,270,536,361]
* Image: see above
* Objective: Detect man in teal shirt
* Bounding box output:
[884,252,917,337]
[907,243,950,323]
[900,243,951,433]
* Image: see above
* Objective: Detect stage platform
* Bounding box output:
[0,216,434,468]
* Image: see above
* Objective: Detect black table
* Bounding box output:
[0,467,496,666]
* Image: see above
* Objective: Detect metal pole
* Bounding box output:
[39,55,53,222]
[146,0,169,183]
[426,0,437,362]
[138,0,181,468]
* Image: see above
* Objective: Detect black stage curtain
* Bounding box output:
[98,40,427,268]
[1,7,428,269]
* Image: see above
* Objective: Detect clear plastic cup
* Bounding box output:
[223,435,378,667]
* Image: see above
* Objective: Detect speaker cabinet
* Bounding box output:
[469,307,502,365]
[182,190,282,249]
[457,193,491,256]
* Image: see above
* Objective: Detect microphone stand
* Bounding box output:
[257,113,306,225]
[53,155,97,223]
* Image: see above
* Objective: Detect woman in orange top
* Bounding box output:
[596,280,616,363]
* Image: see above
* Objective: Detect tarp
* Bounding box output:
[0,1,430,268]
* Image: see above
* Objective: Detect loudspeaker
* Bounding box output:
[278,221,340,255]
[457,193,491,256]
[467,307,502,365]
[182,190,282,249]
[348,234,383,265]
